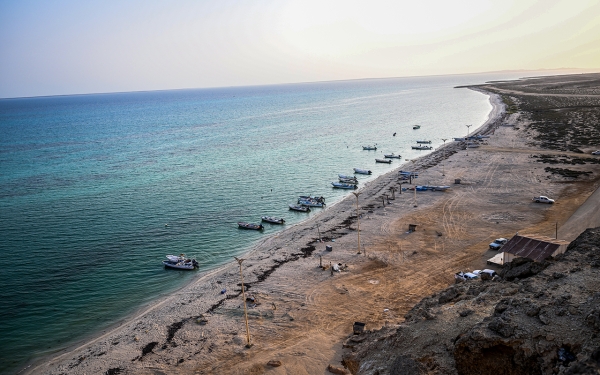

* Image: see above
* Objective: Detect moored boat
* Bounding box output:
[375,158,392,164]
[238,222,264,230]
[299,195,326,204]
[163,254,199,270]
[353,168,372,175]
[331,182,358,189]
[261,216,285,224]
[411,145,433,150]
[416,140,431,144]
[298,199,325,207]
[362,145,377,150]
[384,153,401,159]
[339,174,357,180]
[289,204,311,212]
[339,177,358,184]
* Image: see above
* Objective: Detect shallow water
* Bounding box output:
[0,72,531,373]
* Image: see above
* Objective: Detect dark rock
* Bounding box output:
[439,287,460,304]
[327,364,349,375]
[553,272,566,279]
[526,305,540,317]
[488,318,515,337]
[459,309,474,317]
[389,355,425,375]
[267,360,282,367]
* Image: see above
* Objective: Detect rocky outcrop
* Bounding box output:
[342,227,600,375]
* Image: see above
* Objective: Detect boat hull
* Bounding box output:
[375,159,392,164]
[261,216,285,224]
[238,222,264,230]
[289,204,310,212]
[353,168,372,175]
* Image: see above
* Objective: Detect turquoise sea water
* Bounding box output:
[0,73,530,373]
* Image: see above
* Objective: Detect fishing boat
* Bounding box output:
[299,195,326,204]
[416,140,431,144]
[375,158,392,164]
[353,168,372,175]
[237,222,264,230]
[163,254,199,270]
[298,199,325,207]
[261,216,285,224]
[289,204,311,212]
[339,177,358,184]
[362,145,377,150]
[331,182,358,189]
[399,170,419,176]
[413,125,421,129]
[339,174,357,180]
[384,153,401,159]
[411,145,433,150]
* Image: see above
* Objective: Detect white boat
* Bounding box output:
[375,158,392,164]
[261,216,285,224]
[289,204,310,212]
[331,182,358,189]
[411,145,432,150]
[416,140,431,144]
[362,145,377,150]
[353,168,372,175]
[298,199,325,207]
[338,174,357,180]
[339,177,358,184]
[163,254,199,270]
[384,153,401,159]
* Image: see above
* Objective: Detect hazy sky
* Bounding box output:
[1,0,599,98]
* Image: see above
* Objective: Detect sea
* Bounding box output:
[0,72,540,373]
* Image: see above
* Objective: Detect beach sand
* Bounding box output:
[26,82,600,375]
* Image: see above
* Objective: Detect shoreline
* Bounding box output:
[23,88,504,374]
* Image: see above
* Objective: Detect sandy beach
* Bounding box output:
[26,76,600,375]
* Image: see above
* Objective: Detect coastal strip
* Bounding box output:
[28,74,600,375]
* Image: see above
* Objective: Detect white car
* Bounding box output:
[533,196,555,204]
[592,150,600,155]
[489,238,508,250]
[473,269,497,278]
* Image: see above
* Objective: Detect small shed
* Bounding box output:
[500,234,570,264]
[408,224,418,233]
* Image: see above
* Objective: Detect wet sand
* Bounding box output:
[26,84,600,375]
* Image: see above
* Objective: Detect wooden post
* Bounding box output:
[381,196,385,207]
[234,257,252,348]
[319,255,322,268]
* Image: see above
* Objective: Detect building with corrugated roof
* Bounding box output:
[487,234,570,265]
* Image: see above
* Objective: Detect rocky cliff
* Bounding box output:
[342,228,600,375]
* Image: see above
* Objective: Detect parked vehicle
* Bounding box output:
[455,271,479,281]
[533,196,555,204]
[473,269,497,278]
[592,150,600,155]
[489,238,508,250]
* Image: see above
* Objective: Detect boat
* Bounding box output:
[261,216,285,224]
[362,145,377,150]
[416,140,431,144]
[339,177,358,184]
[289,204,311,212]
[331,182,358,189]
[339,174,357,180]
[375,158,392,164]
[298,199,325,207]
[238,222,264,230]
[299,195,326,204]
[467,143,480,148]
[413,125,421,129]
[163,254,199,270]
[384,153,401,159]
[399,170,419,176]
[453,137,465,141]
[411,145,433,150]
[353,168,372,175]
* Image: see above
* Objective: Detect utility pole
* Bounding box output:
[352,191,362,254]
[466,125,472,156]
[441,138,447,176]
[234,257,252,348]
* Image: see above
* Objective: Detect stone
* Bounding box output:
[267,360,282,367]
[327,364,349,374]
